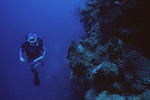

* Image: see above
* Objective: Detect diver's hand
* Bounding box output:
[20,57,25,62]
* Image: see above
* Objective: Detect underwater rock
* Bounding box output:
[85,89,150,100]
[81,0,150,58]
[107,37,126,68]
[67,0,150,99]
[67,38,127,98]
[132,83,145,94]
[91,62,119,77]
[126,90,150,100]
[84,89,126,100]
[95,91,125,100]
[77,45,85,53]
[111,82,126,94]
[124,51,150,89]
[123,73,134,84]
[84,89,97,100]
[89,62,120,93]
[80,31,101,51]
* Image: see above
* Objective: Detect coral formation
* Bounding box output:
[67,0,150,99]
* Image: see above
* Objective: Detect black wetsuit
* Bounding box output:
[21,38,43,62]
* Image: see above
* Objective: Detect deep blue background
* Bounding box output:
[0,0,87,100]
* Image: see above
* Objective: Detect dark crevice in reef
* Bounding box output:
[67,0,150,99]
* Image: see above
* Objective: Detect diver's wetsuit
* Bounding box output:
[21,38,44,63]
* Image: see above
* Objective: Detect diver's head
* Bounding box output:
[28,37,37,46]
[27,33,38,46]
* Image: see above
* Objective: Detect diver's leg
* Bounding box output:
[33,62,41,68]
[31,68,40,86]
[27,58,35,67]
[27,58,40,86]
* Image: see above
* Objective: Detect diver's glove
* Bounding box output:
[20,57,25,62]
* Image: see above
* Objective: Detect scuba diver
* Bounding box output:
[19,32,46,86]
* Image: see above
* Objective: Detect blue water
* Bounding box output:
[0,0,86,100]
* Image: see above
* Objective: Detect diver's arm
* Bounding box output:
[20,48,25,62]
[41,46,46,58]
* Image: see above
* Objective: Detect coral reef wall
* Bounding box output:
[67,0,150,99]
